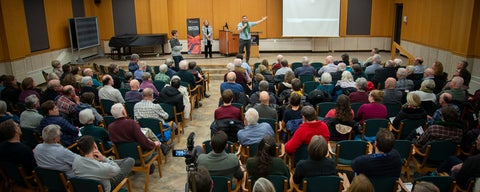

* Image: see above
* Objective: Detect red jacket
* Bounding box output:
[285,120,330,154]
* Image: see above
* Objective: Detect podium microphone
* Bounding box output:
[225,22,229,30]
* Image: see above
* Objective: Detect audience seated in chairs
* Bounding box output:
[234,58,251,85]
[285,106,330,154]
[221,72,245,94]
[317,55,337,76]
[364,54,382,76]
[391,92,427,129]
[0,119,37,174]
[83,68,102,88]
[79,109,111,150]
[293,135,336,186]
[38,100,79,147]
[99,74,125,104]
[294,56,315,77]
[252,177,276,192]
[411,79,437,104]
[257,64,274,83]
[159,77,185,114]
[246,136,289,181]
[134,61,148,81]
[134,88,173,132]
[108,64,122,89]
[155,64,171,84]
[224,62,250,94]
[0,100,20,123]
[237,108,274,146]
[349,77,369,103]
[41,79,62,104]
[20,95,43,129]
[215,89,242,121]
[56,85,80,125]
[383,77,403,105]
[139,73,159,98]
[1,75,21,112]
[356,90,387,124]
[428,92,460,125]
[271,54,284,74]
[197,130,244,180]
[19,77,41,104]
[34,124,80,178]
[253,91,278,120]
[282,93,303,133]
[345,174,375,192]
[80,76,100,105]
[73,135,134,192]
[351,128,402,178]
[76,92,103,125]
[250,80,277,106]
[415,106,463,148]
[438,76,466,103]
[316,72,335,97]
[188,166,213,192]
[372,59,397,86]
[51,59,63,78]
[125,79,143,103]
[330,62,346,84]
[396,68,414,91]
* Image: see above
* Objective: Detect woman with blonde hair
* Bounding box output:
[346,174,374,192]
[356,90,387,124]
[391,92,427,129]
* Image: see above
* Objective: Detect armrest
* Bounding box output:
[412,145,427,157]
[397,178,409,192]
[112,178,131,192]
[289,173,302,192]
[338,172,350,190]
[277,143,286,158]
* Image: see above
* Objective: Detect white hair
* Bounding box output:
[79,109,95,125]
[245,108,259,125]
[111,103,125,118]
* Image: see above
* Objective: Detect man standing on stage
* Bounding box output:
[237,15,267,63]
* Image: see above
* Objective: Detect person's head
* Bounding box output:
[301,56,310,66]
[280,58,288,67]
[226,63,235,72]
[0,120,20,142]
[289,92,301,107]
[142,88,154,100]
[396,68,408,79]
[171,29,178,37]
[335,94,353,121]
[171,77,181,89]
[424,68,434,77]
[235,54,244,60]
[77,135,96,155]
[254,136,277,179]
[375,128,395,153]
[276,54,283,63]
[80,92,95,105]
[188,61,197,70]
[385,60,395,68]
[347,174,374,192]
[203,20,209,26]
[337,63,347,72]
[254,74,265,84]
[393,58,403,67]
[21,77,35,90]
[420,79,435,92]
[221,89,234,104]
[42,124,61,144]
[102,74,113,86]
[284,71,294,83]
[111,103,126,119]
[179,60,189,70]
[165,58,175,67]
[351,58,359,65]
[188,166,213,192]
[414,57,424,65]
[211,130,228,153]
[450,76,464,89]
[259,91,270,105]
[260,59,269,69]
[439,93,453,106]
[384,77,397,89]
[301,105,317,122]
[369,90,384,103]
[371,48,379,55]
[406,92,421,107]
[372,54,381,64]
[41,100,59,116]
[257,65,268,74]
[234,58,242,67]
[24,94,40,110]
[108,63,118,74]
[341,71,353,82]
[141,72,152,81]
[321,72,332,84]
[325,55,334,64]
[242,15,248,22]
[138,61,147,70]
[79,108,95,125]
[62,64,71,73]
[406,65,415,75]
[130,79,140,90]
[432,61,444,76]
[355,77,367,91]
[81,76,93,87]
[457,60,468,70]
[159,64,168,74]
[308,135,328,161]
[131,53,140,62]
[71,66,81,75]
[51,60,61,69]
[48,72,59,81]
[441,105,458,122]
[125,72,133,81]
[341,53,349,63]
[245,108,259,126]
[62,85,76,98]
[252,177,275,192]
[226,72,237,82]
[412,181,440,192]
[258,80,269,92]
[291,78,302,91]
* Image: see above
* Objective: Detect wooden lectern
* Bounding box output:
[219,30,239,56]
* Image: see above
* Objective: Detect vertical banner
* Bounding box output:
[187,18,201,54]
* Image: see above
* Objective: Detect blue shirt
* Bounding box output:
[220,82,244,93]
[237,22,258,40]
[237,123,274,145]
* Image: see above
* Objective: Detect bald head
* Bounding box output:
[451,76,464,89]
[234,58,242,66]
[440,92,453,105]
[48,79,62,91]
[424,68,434,77]
[130,79,140,90]
[83,68,93,76]
[226,72,236,82]
[102,74,113,85]
[259,91,270,105]
[325,55,334,64]
[276,55,283,62]
[142,88,154,100]
[385,77,397,89]
[179,60,189,70]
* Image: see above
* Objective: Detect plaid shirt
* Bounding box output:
[56,95,77,116]
[133,100,168,123]
[415,123,463,148]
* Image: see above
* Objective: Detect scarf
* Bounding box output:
[243,22,250,35]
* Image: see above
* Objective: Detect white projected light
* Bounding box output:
[282,0,340,37]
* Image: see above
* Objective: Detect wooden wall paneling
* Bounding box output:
[448,0,474,56]
[0,1,9,61]
[340,0,348,36]
[370,0,393,37]
[212,0,240,40]
[1,0,30,60]
[468,1,480,57]
[266,0,282,38]
[150,0,170,34]
[240,0,267,38]
[135,0,152,34]
[83,0,114,41]
[167,0,188,39]
[44,0,73,50]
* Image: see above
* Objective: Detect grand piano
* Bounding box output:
[109,33,167,60]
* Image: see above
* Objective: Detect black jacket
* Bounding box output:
[158,86,184,113]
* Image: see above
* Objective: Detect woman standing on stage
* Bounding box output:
[202,20,213,59]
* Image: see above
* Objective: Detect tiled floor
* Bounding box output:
[88,51,403,191]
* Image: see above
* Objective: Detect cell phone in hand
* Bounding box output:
[172,149,187,157]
